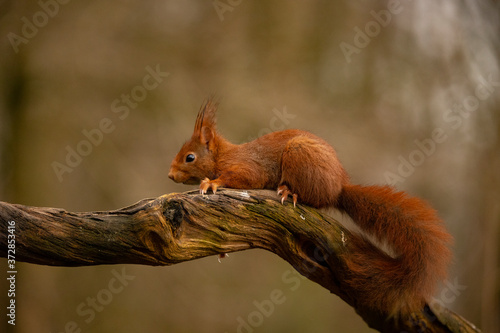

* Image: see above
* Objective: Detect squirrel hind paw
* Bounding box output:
[277,185,298,207]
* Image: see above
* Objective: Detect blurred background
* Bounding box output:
[0,1,499,332]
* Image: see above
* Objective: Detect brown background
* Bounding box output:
[1,1,499,332]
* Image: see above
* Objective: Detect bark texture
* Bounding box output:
[0,189,481,333]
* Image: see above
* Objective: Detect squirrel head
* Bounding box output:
[168,98,219,185]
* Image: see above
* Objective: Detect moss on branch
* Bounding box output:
[0,189,481,333]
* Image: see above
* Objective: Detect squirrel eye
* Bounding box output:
[185,154,195,163]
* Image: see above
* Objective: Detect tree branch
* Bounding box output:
[0,189,481,333]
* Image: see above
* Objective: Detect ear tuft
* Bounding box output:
[194,96,219,136]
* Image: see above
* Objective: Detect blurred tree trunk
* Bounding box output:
[0,45,23,333]
[478,121,500,332]
[0,2,34,332]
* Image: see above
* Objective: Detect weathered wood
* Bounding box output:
[0,189,480,333]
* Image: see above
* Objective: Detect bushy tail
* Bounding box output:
[335,184,452,315]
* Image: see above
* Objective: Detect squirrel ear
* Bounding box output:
[200,126,215,150]
[194,97,218,150]
[194,98,218,133]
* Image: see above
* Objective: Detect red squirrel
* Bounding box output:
[168,98,452,316]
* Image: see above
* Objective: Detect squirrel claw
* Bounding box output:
[277,185,298,207]
[200,178,219,194]
[217,253,228,263]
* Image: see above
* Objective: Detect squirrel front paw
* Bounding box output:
[277,185,298,207]
[200,178,221,194]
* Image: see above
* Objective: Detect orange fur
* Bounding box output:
[168,98,452,316]
[337,185,452,315]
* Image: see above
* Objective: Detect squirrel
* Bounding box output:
[168,98,452,316]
